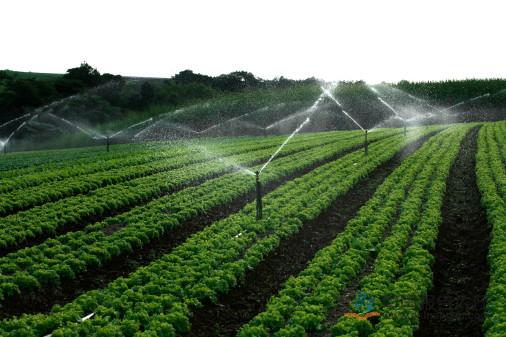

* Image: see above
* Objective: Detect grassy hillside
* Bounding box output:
[0,70,62,80]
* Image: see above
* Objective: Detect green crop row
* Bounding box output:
[0,143,188,194]
[0,140,156,176]
[331,125,469,336]
[0,131,350,194]
[0,128,437,336]
[0,129,396,300]
[238,125,469,337]
[0,131,355,214]
[0,130,395,251]
[476,122,506,337]
[0,132,303,178]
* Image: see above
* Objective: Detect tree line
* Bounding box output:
[0,64,318,124]
[0,63,121,123]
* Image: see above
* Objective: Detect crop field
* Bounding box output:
[0,122,503,337]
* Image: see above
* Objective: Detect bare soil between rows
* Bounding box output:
[416,126,490,337]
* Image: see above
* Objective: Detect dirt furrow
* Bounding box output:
[416,127,490,337]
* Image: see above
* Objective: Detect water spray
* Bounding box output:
[321,87,365,131]
[104,117,155,152]
[199,111,253,134]
[259,117,311,173]
[253,116,312,220]
[406,93,443,113]
[110,117,155,140]
[265,94,324,130]
[373,96,408,137]
[0,113,31,130]
[255,171,263,220]
[1,116,34,154]
[43,312,95,337]
[439,93,491,113]
[46,113,101,139]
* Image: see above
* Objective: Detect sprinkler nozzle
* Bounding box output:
[255,171,263,220]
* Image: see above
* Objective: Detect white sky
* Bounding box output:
[1,0,505,83]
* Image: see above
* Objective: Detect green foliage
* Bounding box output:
[396,79,506,105]
[0,130,373,255]
[475,121,506,336]
[239,125,470,336]
[0,63,120,124]
[0,127,440,335]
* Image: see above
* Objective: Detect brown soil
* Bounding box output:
[415,127,490,337]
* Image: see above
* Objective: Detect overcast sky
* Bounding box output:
[1,0,505,83]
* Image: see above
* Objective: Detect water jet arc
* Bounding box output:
[439,93,491,113]
[259,117,310,173]
[321,87,365,131]
[374,96,408,136]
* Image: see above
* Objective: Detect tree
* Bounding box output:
[173,70,213,86]
[63,62,101,87]
[140,81,155,105]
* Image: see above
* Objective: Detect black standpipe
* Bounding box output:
[255,171,263,220]
[106,136,110,152]
[3,144,6,155]
[364,129,368,155]
[404,123,407,137]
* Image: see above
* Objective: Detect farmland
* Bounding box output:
[0,120,502,337]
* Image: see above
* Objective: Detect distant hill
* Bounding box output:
[0,70,63,80]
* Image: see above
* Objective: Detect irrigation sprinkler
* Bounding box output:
[255,171,263,220]
[106,136,110,152]
[371,92,412,136]
[364,129,368,155]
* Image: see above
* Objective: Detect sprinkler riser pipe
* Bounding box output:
[364,130,368,156]
[404,124,407,137]
[106,136,110,152]
[255,171,263,220]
